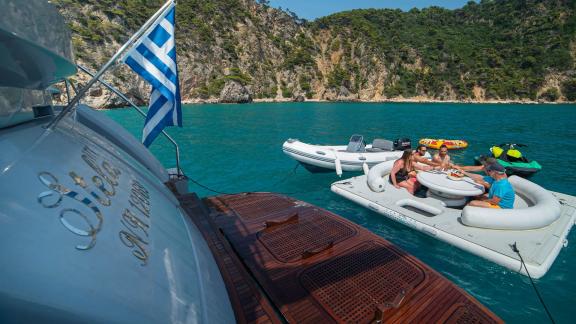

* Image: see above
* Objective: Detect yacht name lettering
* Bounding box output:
[119,180,151,265]
[129,180,151,217]
[37,147,151,265]
[69,171,112,206]
[37,172,103,250]
[92,175,116,198]
[122,209,150,235]
[119,229,149,264]
[82,146,121,187]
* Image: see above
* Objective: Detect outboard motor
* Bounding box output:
[346,134,366,153]
[393,138,412,151]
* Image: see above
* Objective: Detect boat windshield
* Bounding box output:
[0,87,52,129]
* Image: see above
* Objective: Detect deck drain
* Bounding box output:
[258,208,356,263]
[300,242,425,323]
[222,193,295,220]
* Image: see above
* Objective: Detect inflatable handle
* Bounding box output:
[335,157,342,177]
[328,148,343,177]
[362,162,370,175]
[367,160,395,192]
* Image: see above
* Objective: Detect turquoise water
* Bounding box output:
[105,102,575,323]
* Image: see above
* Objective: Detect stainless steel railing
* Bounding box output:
[76,64,182,176]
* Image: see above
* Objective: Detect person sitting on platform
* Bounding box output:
[390,149,427,194]
[432,144,453,170]
[464,163,515,209]
[414,144,439,170]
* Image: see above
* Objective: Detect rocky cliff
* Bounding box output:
[52,0,576,107]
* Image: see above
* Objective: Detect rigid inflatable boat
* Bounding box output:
[331,160,575,279]
[419,138,468,150]
[475,144,542,178]
[283,135,426,176]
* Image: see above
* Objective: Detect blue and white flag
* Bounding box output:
[123,2,181,147]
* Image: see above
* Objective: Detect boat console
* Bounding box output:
[345,134,366,152]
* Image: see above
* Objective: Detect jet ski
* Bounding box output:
[475,143,542,178]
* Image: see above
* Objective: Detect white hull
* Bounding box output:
[282,139,405,172]
[332,174,575,279]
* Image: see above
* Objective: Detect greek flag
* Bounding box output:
[123,2,181,147]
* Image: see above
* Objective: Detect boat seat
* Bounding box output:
[461,176,561,230]
[345,134,366,152]
[366,139,394,152]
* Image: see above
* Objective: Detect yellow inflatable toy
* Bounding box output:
[419,138,468,150]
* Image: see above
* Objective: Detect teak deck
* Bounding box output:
[177,191,501,323]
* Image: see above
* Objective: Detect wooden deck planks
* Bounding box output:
[172,188,501,323]
[200,192,502,324]
[178,193,282,324]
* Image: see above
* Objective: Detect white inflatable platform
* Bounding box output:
[332,162,575,279]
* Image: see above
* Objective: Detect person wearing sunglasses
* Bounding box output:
[414,144,441,170]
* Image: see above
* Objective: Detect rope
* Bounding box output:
[511,242,556,324]
[264,163,331,195]
[187,163,312,196]
[266,163,300,189]
[187,177,235,195]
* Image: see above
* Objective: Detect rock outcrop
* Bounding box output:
[293,95,305,102]
[219,81,252,103]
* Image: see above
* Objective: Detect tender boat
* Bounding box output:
[283,135,423,175]
[331,160,575,279]
[0,1,502,322]
[475,144,542,178]
[419,138,468,150]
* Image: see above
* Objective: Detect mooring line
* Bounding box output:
[188,163,317,196]
[511,242,555,324]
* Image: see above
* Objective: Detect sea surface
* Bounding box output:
[105,102,575,323]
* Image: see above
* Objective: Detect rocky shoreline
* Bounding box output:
[90,97,570,110]
[60,75,573,110]
[180,97,569,106]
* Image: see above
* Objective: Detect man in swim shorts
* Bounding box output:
[465,163,515,209]
[432,144,452,170]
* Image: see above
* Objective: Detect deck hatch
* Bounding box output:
[222,193,295,221]
[258,208,356,263]
[300,242,426,323]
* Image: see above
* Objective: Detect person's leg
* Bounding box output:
[468,200,495,208]
[399,180,415,194]
[412,178,421,191]
[472,193,489,201]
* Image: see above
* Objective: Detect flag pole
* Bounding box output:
[46,0,175,130]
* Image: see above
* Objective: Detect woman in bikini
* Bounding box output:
[389,149,425,194]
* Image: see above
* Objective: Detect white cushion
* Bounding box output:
[461,176,561,230]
